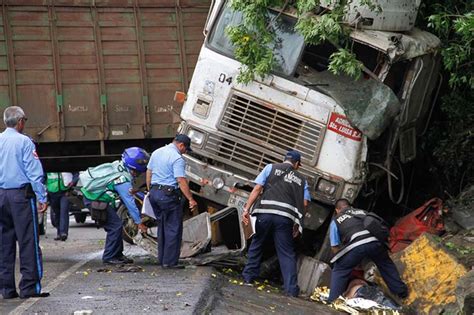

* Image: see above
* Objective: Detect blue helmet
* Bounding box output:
[122,147,150,173]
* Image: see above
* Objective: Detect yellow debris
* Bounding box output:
[176,292,182,297]
[211,273,217,278]
[389,234,468,314]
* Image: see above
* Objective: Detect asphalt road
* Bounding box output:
[1,214,338,315]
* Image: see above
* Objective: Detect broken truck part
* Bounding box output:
[176,0,442,259]
[134,207,246,265]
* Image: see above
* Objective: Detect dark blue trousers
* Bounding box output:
[149,188,183,266]
[0,188,43,298]
[49,191,70,237]
[242,213,299,296]
[328,241,408,302]
[102,205,124,261]
[84,198,124,262]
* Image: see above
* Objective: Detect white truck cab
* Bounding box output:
[178,0,441,242]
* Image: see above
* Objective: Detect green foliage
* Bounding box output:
[295,13,343,45]
[427,11,473,89]
[420,0,474,194]
[227,0,364,83]
[328,48,363,79]
[227,0,284,83]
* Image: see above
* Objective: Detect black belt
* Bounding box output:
[1,184,29,190]
[151,184,178,191]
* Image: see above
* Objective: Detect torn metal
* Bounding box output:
[350,28,441,63]
[133,207,247,265]
[296,69,401,140]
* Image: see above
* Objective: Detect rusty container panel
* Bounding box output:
[0,1,210,144]
[8,7,59,141]
[0,14,10,111]
[56,8,102,141]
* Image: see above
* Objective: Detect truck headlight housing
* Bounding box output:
[187,129,205,147]
[212,176,225,190]
[316,178,337,196]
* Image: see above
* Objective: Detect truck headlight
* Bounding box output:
[316,179,337,196]
[212,176,225,190]
[187,129,205,146]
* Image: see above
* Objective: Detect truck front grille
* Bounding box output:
[205,133,317,180]
[203,91,324,179]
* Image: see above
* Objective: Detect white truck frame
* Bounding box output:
[177,0,441,254]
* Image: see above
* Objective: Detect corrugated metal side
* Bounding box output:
[0,1,210,142]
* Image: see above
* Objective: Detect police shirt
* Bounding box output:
[329,220,341,246]
[147,143,186,188]
[0,127,47,203]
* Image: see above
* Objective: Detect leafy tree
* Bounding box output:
[226,0,474,195]
[227,0,364,83]
[419,0,474,195]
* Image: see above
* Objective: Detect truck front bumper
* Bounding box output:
[184,154,252,211]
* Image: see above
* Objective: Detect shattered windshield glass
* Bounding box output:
[297,68,401,139]
[208,4,305,76]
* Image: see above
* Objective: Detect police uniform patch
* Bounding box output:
[112,175,127,185]
[33,150,39,160]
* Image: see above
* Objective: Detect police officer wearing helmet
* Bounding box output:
[79,147,149,265]
[327,199,408,303]
[241,150,311,297]
[146,134,197,269]
[0,106,49,299]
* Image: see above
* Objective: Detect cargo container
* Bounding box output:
[0,0,210,170]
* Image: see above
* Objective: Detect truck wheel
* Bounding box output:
[75,213,87,224]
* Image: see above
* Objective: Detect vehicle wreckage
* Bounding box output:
[122,0,442,266]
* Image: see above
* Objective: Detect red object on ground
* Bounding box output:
[389,198,445,253]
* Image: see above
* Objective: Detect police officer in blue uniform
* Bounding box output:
[241,150,311,297]
[0,106,49,299]
[146,134,197,269]
[327,199,408,303]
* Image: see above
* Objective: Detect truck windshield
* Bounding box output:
[208,5,304,76]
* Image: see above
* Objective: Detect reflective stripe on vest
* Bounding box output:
[260,200,303,219]
[252,208,303,233]
[330,236,379,263]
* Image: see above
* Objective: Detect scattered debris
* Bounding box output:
[311,286,400,314]
[80,296,94,300]
[73,310,93,315]
[297,255,331,296]
[389,198,446,253]
[387,234,468,314]
[96,266,144,273]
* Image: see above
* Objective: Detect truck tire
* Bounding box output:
[74,213,87,224]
